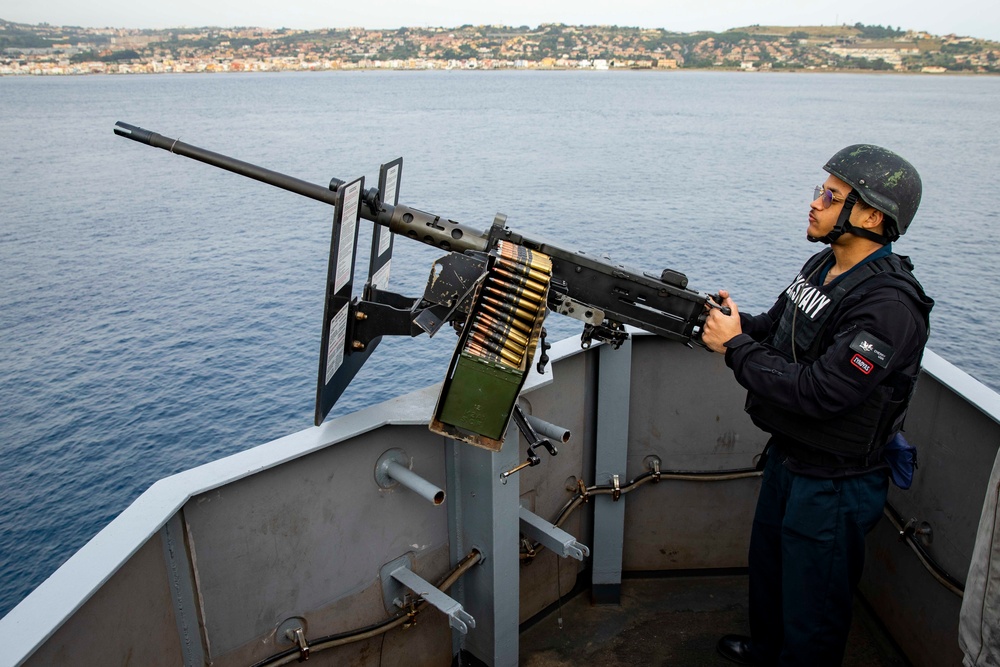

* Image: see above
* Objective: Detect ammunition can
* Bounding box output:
[434,351,525,441]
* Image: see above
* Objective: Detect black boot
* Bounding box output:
[717,634,756,665]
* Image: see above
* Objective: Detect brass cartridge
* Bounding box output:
[492,267,547,297]
[477,314,529,347]
[465,341,504,364]
[481,303,532,334]
[486,277,544,305]
[470,333,522,365]
[470,318,507,346]
[497,256,551,283]
[498,241,551,274]
[471,322,527,356]
[484,291,540,323]
[471,322,527,353]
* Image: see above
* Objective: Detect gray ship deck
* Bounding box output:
[2,336,992,667]
[520,574,908,666]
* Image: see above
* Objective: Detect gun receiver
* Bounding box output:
[114,121,722,442]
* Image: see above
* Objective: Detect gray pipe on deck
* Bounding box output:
[525,415,571,443]
[382,460,446,506]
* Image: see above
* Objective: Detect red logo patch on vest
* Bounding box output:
[851,354,874,375]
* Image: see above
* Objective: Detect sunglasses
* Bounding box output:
[813,186,847,210]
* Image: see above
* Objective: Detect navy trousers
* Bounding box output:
[748,449,889,667]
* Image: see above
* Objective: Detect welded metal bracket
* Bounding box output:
[550,292,605,326]
[415,252,489,336]
[380,556,476,634]
[518,506,590,561]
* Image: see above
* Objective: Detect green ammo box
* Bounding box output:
[435,351,524,444]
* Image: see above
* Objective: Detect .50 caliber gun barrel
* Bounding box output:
[114,121,489,254]
[115,122,341,208]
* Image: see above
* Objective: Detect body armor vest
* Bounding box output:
[746,250,930,465]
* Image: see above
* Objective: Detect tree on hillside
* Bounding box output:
[854,23,905,39]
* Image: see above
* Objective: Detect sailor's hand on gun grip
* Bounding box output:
[702,290,741,354]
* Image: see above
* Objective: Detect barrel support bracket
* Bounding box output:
[381,557,476,635]
[518,506,590,561]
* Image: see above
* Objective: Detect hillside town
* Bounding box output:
[2,19,998,75]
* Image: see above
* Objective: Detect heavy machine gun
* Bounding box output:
[114,122,727,471]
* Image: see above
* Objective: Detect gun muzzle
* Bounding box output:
[113,121,156,145]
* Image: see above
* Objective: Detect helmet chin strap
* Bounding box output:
[807,191,890,246]
[843,222,891,245]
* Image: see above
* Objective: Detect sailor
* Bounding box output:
[702,145,934,666]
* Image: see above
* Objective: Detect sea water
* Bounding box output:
[1,70,998,617]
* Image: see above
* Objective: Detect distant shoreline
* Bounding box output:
[3,67,996,78]
[5,20,998,77]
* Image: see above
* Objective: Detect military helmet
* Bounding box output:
[823,144,922,240]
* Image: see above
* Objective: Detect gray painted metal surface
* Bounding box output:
[446,426,521,666]
[921,348,1000,422]
[378,451,447,505]
[0,337,997,667]
[518,506,589,561]
[622,336,763,571]
[161,513,205,666]
[387,562,475,634]
[591,340,632,602]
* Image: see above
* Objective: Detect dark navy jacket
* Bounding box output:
[724,248,934,474]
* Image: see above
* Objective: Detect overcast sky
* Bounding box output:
[2,0,998,42]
